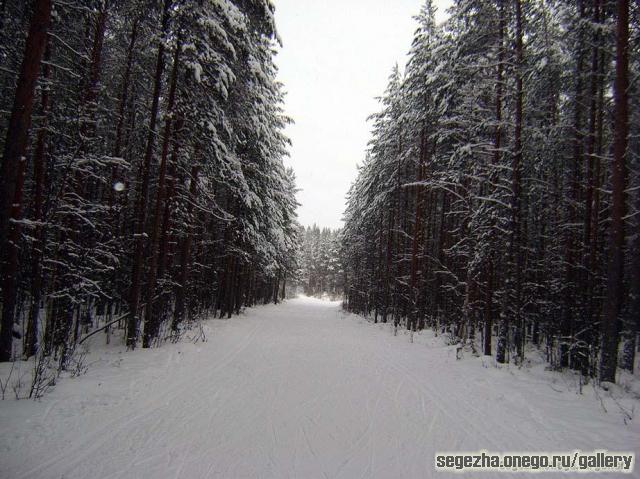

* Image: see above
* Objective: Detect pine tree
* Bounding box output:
[341,0,639,383]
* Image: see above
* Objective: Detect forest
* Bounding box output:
[0,0,300,381]
[342,0,639,385]
[298,225,343,299]
[0,0,638,391]
[1,1,639,477]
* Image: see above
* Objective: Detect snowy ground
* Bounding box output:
[1,296,639,478]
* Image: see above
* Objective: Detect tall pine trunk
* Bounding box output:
[510,0,524,362]
[600,0,629,384]
[142,40,181,348]
[494,0,507,364]
[127,0,172,348]
[0,0,51,361]
[409,126,426,331]
[24,39,52,358]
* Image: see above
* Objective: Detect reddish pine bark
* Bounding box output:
[511,0,524,361]
[494,0,506,364]
[143,41,181,348]
[128,0,172,348]
[409,126,426,331]
[172,164,199,333]
[24,40,52,358]
[0,0,51,362]
[600,0,629,384]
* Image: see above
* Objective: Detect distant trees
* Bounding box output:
[342,0,639,384]
[299,226,343,299]
[0,0,300,366]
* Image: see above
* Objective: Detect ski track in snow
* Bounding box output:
[1,296,639,479]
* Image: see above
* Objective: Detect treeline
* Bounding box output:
[0,0,300,367]
[342,0,638,383]
[299,225,343,299]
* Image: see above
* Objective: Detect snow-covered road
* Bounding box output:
[2,297,639,478]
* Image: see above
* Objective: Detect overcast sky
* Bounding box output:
[274,0,452,229]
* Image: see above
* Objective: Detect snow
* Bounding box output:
[1,297,639,478]
[193,61,203,83]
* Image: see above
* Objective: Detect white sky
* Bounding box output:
[274,0,453,229]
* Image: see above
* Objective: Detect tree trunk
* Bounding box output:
[143,40,181,348]
[578,0,602,375]
[510,0,524,362]
[600,0,629,384]
[409,126,426,331]
[0,0,51,362]
[172,164,199,332]
[494,0,508,364]
[24,39,52,358]
[127,0,172,348]
[621,187,639,372]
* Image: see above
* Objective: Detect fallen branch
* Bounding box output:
[78,313,129,345]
